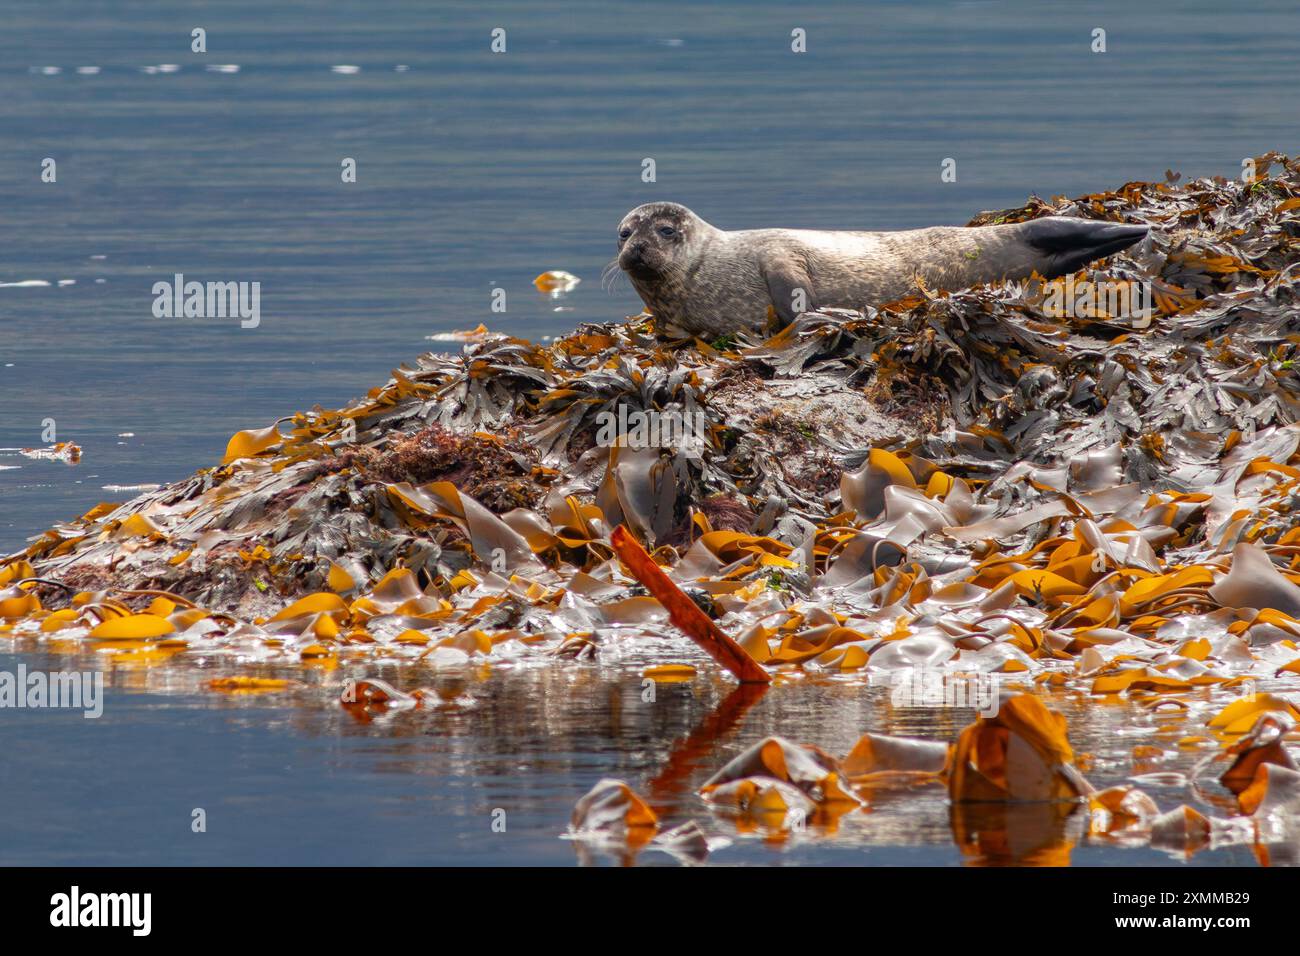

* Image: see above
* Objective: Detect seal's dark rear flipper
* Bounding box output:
[1023,218,1149,278]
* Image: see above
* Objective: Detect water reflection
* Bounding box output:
[0,640,1287,866]
[950,802,1082,867]
[645,683,768,814]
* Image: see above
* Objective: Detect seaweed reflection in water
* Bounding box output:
[0,641,1289,865]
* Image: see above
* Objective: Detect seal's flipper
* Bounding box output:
[1021,218,1149,279]
[762,260,816,326]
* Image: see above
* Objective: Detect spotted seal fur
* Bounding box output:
[615,202,1149,337]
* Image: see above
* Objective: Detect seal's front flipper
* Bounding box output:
[1021,217,1149,279]
[762,260,816,326]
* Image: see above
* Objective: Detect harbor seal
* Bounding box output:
[615,202,1149,338]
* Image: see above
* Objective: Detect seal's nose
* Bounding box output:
[622,241,648,268]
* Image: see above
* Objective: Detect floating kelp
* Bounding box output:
[948,693,1092,803]
[566,779,725,864]
[570,691,1300,861]
[19,441,81,463]
[4,155,1300,862]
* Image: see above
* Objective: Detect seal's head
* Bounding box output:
[616,202,705,282]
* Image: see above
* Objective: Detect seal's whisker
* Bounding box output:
[601,258,625,293]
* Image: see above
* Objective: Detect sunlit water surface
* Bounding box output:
[0,645,1272,866]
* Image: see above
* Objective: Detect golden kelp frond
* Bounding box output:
[1237,763,1300,817]
[700,736,860,807]
[1218,712,1298,795]
[571,778,658,829]
[948,694,1091,803]
[569,779,659,844]
[841,732,950,781]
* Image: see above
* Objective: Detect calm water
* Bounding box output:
[0,648,1264,866]
[1,0,1297,864]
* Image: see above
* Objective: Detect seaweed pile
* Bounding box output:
[4,154,1300,859]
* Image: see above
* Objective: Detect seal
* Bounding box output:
[615,202,1149,338]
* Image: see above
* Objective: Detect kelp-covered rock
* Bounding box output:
[3,153,1300,711]
[3,310,952,615]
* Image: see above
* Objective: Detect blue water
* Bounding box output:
[0,648,1264,866]
[0,0,1296,864]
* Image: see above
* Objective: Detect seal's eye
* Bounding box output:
[658,226,676,239]
[618,227,632,240]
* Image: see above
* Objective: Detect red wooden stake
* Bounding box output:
[610,525,772,684]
